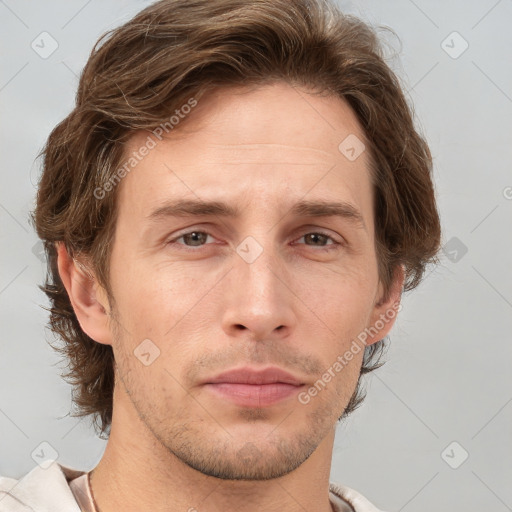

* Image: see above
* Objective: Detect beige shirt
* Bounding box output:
[69,471,379,512]
[0,463,385,512]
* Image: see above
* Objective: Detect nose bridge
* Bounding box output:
[234,231,286,304]
[221,231,296,338]
[231,193,282,281]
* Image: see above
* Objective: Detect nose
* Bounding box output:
[220,240,297,342]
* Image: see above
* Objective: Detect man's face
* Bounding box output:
[105,82,387,479]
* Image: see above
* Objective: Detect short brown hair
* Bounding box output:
[32,0,441,436]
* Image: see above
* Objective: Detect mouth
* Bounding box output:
[201,366,305,407]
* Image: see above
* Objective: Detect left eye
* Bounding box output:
[171,231,214,247]
[295,232,339,247]
[168,230,341,250]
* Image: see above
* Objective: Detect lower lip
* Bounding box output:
[203,383,303,407]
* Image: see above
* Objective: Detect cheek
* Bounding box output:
[109,259,185,327]
[297,276,376,391]
[298,265,376,329]
[109,259,224,364]
[299,350,364,417]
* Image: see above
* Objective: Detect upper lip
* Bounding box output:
[203,366,304,386]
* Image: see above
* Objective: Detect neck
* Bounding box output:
[90,386,336,512]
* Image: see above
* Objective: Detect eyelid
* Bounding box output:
[167,226,344,250]
[293,227,344,246]
[165,223,215,241]
[167,229,217,247]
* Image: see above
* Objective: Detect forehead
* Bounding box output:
[117,82,373,224]
[143,82,366,151]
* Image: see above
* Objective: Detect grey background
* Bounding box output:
[1,1,511,511]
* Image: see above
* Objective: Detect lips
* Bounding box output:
[204,367,303,386]
[202,366,304,407]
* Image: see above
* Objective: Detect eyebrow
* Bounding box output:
[147,198,366,230]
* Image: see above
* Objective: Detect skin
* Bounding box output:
[58,81,404,512]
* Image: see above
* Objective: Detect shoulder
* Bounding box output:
[329,481,389,512]
[0,462,84,512]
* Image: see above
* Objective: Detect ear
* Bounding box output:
[365,264,405,346]
[56,242,113,346]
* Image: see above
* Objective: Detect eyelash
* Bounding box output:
[167,229,343,252]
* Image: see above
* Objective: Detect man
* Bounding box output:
[0,0,441,510]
